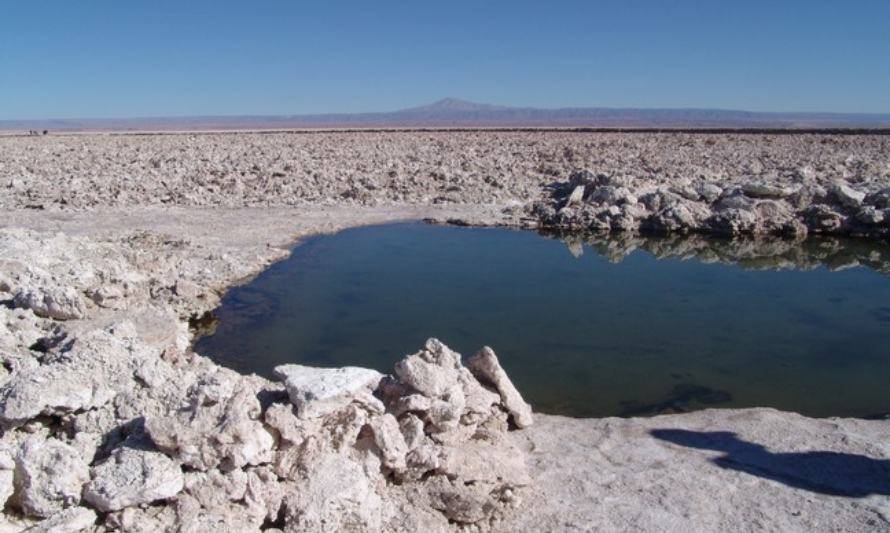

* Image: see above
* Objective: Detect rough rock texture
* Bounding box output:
[533,168,890,238]
[13,438,90,518]
[144,368,277,472]
[273,365,383,419]
[1,132,888,215]
[0,131,888,531]
[467,347,534,428]
[21,507,97,533]
[0,212,534,530]
[83,447,184,512]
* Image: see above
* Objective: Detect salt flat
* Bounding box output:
[0,131,888,531]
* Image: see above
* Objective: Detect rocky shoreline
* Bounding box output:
[1,132,889,531]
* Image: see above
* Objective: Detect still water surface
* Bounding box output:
[195,223,890,418]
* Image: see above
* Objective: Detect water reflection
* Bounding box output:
[548,231,890,275]
[195,223,890,419]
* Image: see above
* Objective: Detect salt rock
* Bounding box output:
[427,385,466,432]
[369,413,409,473]
[183,469,247,510]
[13,438,90,518]
[457,367,500,420]
[394,356,457,398]
[399,414,426,451]
[273,364,383,419]
[244,467,285,523]
[565,185,585,206]
[85,285,125,309]
[83,447,184,512]
[742,182,794,199]
[22,506,97,533]
[145,371,275,471]
[830,182,866,208]
[393,341,463,398]
[169,493,265,533]
[466,347,534,428]
[0,470,12,508]
[696,182,723,202]
[13,285,87,321]
[0,324,153,427]
[282,453,383,533]
[392,393,432,416]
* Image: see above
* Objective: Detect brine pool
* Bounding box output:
[194,222,890,418]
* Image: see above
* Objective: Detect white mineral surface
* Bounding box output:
[0,131,887,532]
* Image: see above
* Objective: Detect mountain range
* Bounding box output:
[3,98,890,132]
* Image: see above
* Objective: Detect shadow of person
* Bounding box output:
[650,429,890,497]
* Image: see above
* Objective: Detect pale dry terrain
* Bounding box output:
[0,132,888,532]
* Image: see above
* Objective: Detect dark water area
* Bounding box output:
[194,223,890,419]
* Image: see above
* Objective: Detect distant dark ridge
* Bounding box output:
[3,98,890,132]
[5,128,890,138]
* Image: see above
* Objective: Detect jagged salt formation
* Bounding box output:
[1,132,889,212]
[0,226,532,532]
[534,169,890,237]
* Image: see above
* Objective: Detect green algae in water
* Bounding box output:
[194,223,890,419]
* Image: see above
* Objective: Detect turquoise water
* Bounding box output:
[194,223,890,418]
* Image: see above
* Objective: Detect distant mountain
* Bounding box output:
[3,98,890,132]
[404,98,509,113]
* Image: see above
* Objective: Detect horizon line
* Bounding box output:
[4,98,890,124]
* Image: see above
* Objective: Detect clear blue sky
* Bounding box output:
[2,1,889,119]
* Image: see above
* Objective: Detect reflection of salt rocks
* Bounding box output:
[563,236,584,258]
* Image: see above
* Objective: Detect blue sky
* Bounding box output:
[1,1,889,119]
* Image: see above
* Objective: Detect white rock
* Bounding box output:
[244,467,285,523]
[392,394,432,416]
[399,414,426,451]
[696,183,723,203]
[830,182,866,208]
[85,285,125,309]
[565,185,585,206]
[273,365,383,419]
[282,453,382,532]
[742,182,793,199]
[393,355,457,398]
[427,385,466,432]
[145,372,275,471]
[13,438,90,518]
[467,347,533,428]
[22,506,97,533]
[13,286,87,321]
[0,325,153,427]
[0,470,12,509]
[369,414,409,472]
[83,447,184,512]
[458,367,500,419]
